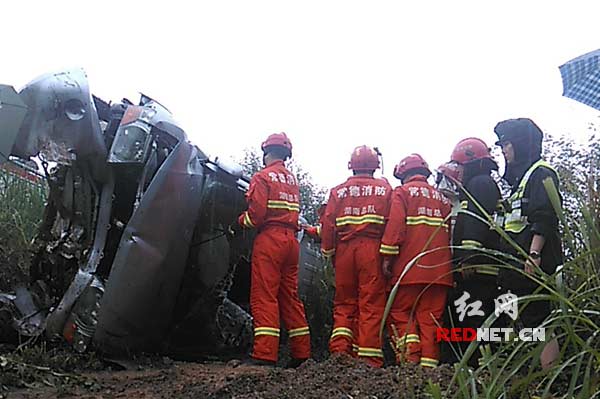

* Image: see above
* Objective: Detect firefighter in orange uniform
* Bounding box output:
[238,132,311,367]
[321,145,392,368]
[380,154,453,368]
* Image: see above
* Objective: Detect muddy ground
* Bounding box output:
[0,247,456,398]
[1,352,455,399]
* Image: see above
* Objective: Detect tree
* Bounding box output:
[237,147,327,225]
[544,124,600,260]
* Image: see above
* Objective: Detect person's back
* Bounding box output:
[380,154,452,369]
[446,138,503,365]
[242,160,300,230]
[322,175,392,246]
[238,132,310,367]
[382,175,452,286]
[321,145,391,368]
[450,138,503,276]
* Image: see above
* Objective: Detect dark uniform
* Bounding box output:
[452,170,502,329]
[494,118,562,328]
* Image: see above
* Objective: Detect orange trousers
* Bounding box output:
[250,226,311,362]
[387,284,447,368]
[329,237,386,367]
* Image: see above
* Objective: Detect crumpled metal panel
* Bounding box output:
[93,141,204,353]
[13,69,106,163]
[0,84,28,163]
[45,173,114,338]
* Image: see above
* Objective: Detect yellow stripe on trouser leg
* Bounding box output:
[357,347,384,358]
[330,327,354,340]
[254,327,280,337]
[288,326,310,338]
[420,357,439,368]
[398,334,420,345]
[393,334,420,353]
[379,244,400,255]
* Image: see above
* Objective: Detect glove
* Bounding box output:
[302,224,319,239]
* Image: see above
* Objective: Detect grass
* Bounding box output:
[0,164,46,291]
[2,138,599,397]
[0,342,105,393]
[380,138,600,397]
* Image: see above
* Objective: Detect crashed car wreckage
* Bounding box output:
[0,69,321,358]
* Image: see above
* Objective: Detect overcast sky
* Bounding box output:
[3,0,599,188]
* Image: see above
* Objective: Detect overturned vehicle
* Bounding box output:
[0,69,322,358]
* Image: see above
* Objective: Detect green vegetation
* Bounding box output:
[387,132,600,398]
[0,133,598,397]
[0,164,46,291]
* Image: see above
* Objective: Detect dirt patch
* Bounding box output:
[208,354,454,399]
[2,354,455,399]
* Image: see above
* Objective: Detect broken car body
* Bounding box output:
[0,69,321,358]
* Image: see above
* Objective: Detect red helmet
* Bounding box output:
[261,132,293,157]
[435,161,463,182]
[436,161,462,183]
[451,137,492,164]
[393,153,431,179]
[348,145,380,171]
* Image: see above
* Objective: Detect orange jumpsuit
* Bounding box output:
[379,175,452,368]
[238,160,311,362]
[321,176,392,367]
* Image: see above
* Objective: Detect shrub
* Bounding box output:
[0,163,46,290]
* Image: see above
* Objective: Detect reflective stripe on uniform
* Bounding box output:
[380,244,400,255]
[399,334,421,345]
[420,357,439,368]
[243,212,255,228]
[316,225,321,237]
[461,239,482,248]
[352,344,359,353]
[357,347,384,358]
[254,327,280,337]
[504,160,558,234]
[267,200,300,212]
[406,216,447,227]
[335,214,385,226]
[321,248,336,257]
[288,326,310,338]
[330,327,354,340]
[460,200,468,209]
[393,334,420,351]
